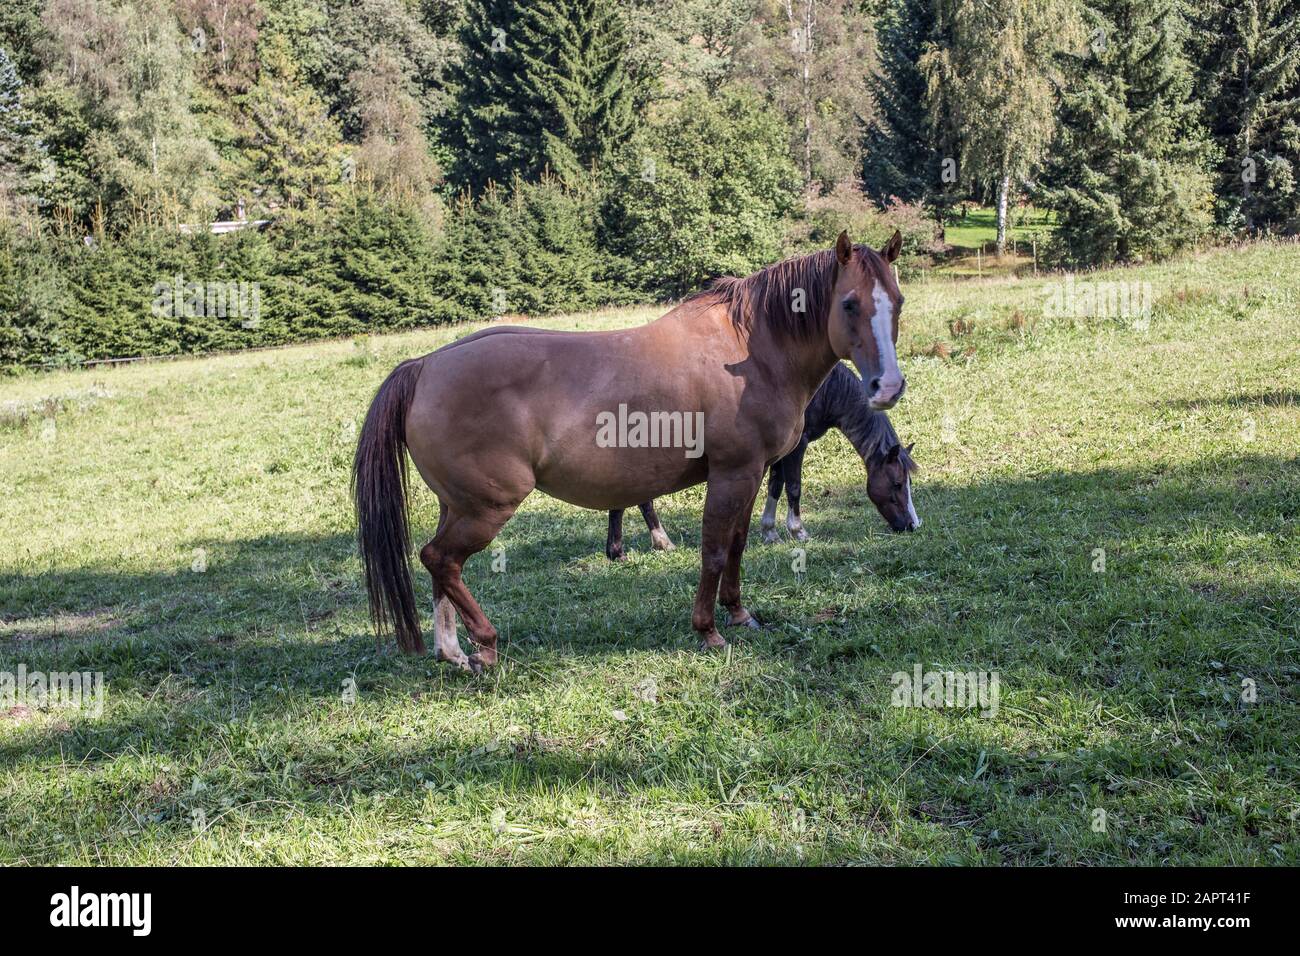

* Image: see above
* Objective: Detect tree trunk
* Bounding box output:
[800,2,815,185]
[1241,63,1254,234]
[783,1,816,185]
[995,173,1010,257]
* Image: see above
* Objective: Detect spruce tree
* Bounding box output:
[240,36,345,211]
[0,44,48,215]
[861,0,939,206]
[0,0,46,83]
[446,0,635,192]
[1191,0,1300,233]
[1044,0,1213,264]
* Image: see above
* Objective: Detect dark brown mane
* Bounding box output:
[689,245,884,340]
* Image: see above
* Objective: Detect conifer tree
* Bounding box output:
[861,0,938,206]
[447,0,634,192]
[0,44,49,215]
[0,0,46,83]
[240,35,345,211]
[1043,0,1212,264]
[861,0,965,224]
[1191,0,1300,232]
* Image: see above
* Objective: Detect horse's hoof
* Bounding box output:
[734,614,762,629]
[467,649,497,674]
[699,631,727,651]
[435,647,473,673]
[761,527,779,544]
[792,527,809,542]
[650,529,675,551]
[607,549,626,562]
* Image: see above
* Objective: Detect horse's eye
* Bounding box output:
[843,299,857,314]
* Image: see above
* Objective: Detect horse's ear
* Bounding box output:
[836,230,853,265]
[905,442,915,456]
[884,441,901,462]
[881,229,903,264]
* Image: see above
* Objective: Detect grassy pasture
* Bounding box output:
[941,205,1057,253]
[932,206,1058,278]
[1,243,1297,865]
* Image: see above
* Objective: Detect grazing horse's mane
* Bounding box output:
[819,363,918,473]
[689,245,883,341]
[849,402,917,474]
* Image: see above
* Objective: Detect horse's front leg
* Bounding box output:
[720,484,762,629]
[692,472,761,649]
[782,441,810,541]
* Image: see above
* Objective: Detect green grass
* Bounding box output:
[2,244,1298,865]
[934,206,1058,279]
[941,205,1057,253]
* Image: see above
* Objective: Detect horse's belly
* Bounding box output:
[535,447,708,510]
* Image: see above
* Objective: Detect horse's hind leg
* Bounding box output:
[606,509,626,561]
[429,585,470,671]
[417,510,472,671]
[421,504,517,673]
[639,500,675,551]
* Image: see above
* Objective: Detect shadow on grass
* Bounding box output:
[2,450,1297,864]
[1155,389,1300,410]
[4,447,1296,669]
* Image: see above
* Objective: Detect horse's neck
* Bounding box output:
[746,322,839,409]
[802,375,840,443]
[839,418,877,464]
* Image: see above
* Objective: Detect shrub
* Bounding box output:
[787,181,943,266]
[0,216,74,369]
[601,89,801,296]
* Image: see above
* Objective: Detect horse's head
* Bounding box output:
[866,440,920,532]
[827,230,906,410]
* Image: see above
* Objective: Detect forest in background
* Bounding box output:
[0,0,1297,369]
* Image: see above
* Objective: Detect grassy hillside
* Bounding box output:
[1,243,1297,864]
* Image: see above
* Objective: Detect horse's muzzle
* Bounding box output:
[867,375,906,410]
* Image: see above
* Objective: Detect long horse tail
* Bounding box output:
[352,358,426,654]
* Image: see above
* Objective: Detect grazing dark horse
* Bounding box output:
[606,364,918,557]
[761,363,919,540]
[352,230,906,672]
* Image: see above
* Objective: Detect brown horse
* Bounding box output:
[352,230,906,672]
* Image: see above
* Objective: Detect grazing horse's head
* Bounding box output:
[827,230,906,410]
[866,440,920,533]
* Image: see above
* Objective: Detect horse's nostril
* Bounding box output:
[868,377,882,393]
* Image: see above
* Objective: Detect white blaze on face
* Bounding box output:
[870,284,903,403]
[904,476,921,529]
